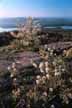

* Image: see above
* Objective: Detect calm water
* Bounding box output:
[0,17,72,32]
[62,26,72,29]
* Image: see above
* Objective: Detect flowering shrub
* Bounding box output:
[3,46,71,108]
[10,17,41,50]
[31,46,72,107]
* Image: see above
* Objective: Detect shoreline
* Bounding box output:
[0,26,72,33]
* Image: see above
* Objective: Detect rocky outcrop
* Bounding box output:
[0,51,41,74]
[0,51,41,92]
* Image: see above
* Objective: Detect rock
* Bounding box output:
[0,51,41,75]
[47,42,72,50]
[0,32,15,46]
[0,51,41,92]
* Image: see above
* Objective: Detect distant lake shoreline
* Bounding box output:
[44,26,72,29]
[0,26,72,32]
[0,27,19,32]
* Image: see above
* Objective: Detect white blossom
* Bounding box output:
[54,69,58,73]
[39,62,44,73]
[44,44,48,49]
[48,48,51,51]
[50,49,53,56]
[46,74,50,79]
[61,68,65,72]
[51,105,55,108]
[43,92,47,97]
[65,100,69,104]
[36,75,41,79]
[12,62,16,69]
[36,80,40,84]
[53,61,56,66]
[13,78,17,81]
[16,60,21,64]
[10,74,14,78]
[45,61,49,67]
[40,68,45,73]
[31,59,37,68]
[45,67,49,73]
[55,72,61,76]
[7,66,11,71]
[49,88,53,92]
[39,62,44,68]
[68,93,72,99]
[32,62,37,68]
[50,52,53,56]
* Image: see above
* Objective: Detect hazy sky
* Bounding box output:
[0,0,72,18]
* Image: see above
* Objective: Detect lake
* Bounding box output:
[0,17,72,32]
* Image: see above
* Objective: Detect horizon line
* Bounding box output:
[0,16,72,19]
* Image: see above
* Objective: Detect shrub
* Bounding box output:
[10,17,41,50]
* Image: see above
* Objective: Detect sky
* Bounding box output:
[0,0,72,18]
